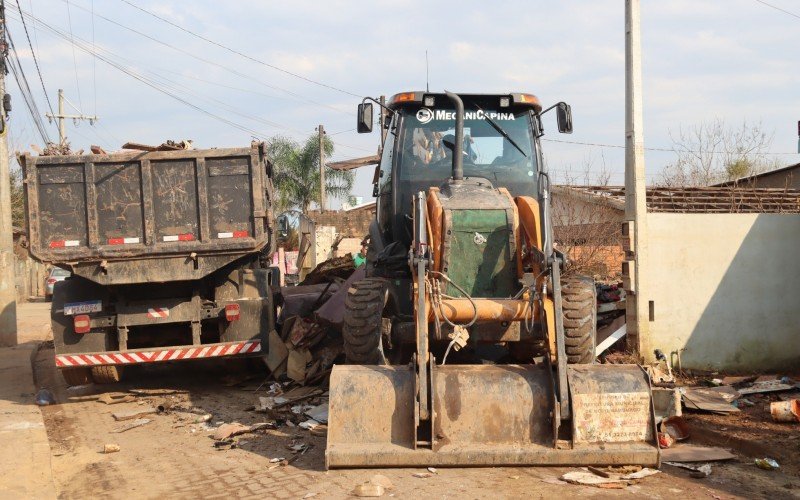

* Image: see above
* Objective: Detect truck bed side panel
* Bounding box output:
[151,159,200,241]
[95,162,145,244]
[37,164,88,248]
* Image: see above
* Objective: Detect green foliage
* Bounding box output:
[10,164,24,229]
[267,134,355,212]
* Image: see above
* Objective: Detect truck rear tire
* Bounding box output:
[61,367,92,386]
[91,366,123,384]
[561,276,597,364]
[342,278,388,364]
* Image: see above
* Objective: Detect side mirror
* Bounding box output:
[357,103,374,133]
[556,103,573,134]
[277,214,289,238]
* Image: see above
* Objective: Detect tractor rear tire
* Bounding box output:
[61,367,92,386]
[91,366,124,384]
[561,276,597,364]
[342,278,389,364]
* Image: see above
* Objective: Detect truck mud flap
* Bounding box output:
[326,363,658,468]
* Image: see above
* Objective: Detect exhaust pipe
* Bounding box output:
[444,90,464,181]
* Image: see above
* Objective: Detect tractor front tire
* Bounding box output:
[561,276,597,364]
[342,278,389,364]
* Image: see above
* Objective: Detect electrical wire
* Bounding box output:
[117,0,362,98]
[90,0,97,115]
[753,0,800,20]
[62,0,350,116]
[64,0,84,111]
[9,9,274,140]
[13,0,55,116]
[6,29,51,143]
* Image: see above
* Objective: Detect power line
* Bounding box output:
[6,29,51,143]
[13,0,54,116]
[9,9,272,140]
[90,0,97,115]
[117,0,362,98]
[64,0,84,111]
[60,0,350,116]
[753,0,800,20]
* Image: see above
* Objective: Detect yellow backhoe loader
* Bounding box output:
[326,91,659,468]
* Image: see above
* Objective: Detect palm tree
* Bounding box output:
[268,134,355,212]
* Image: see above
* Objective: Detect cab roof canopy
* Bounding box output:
[387,91,542,114]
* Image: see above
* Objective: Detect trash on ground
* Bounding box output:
[682,386,740,414]
[213,423,251,440]
[97,393,135,405]
[352,483,384,497]
[660,416,690,441]
[739,379,796,395]
[660,445,735,462]
[770,400,800,422]
[112,407,158,421]
[561,467,659,488]
[305,402,329,424]
[112,418,152,433]
[35,388,55,406]
[658,432,674,449]
[299,418,321,430]
[369,474,394,490]
[412,472,432,478]
[664,461,712,478]
[755,458,780,471]
[102,443,120,454]
[65,384,97,397]
[427,466,438,474]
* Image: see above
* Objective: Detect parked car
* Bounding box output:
[45,267,71,301]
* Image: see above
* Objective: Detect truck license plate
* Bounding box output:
[64,300,102,316]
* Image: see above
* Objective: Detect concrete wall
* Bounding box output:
[640,213,800,371]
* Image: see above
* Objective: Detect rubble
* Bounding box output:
[102,444,120,454]
[112,407,158,421]
[97,393,135,405]
[770,400,800,422]
[112,418,152,433]
[755,458,780,471]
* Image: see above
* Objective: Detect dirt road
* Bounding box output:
[30,346,800,500]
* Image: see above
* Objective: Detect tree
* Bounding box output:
[658,119,783,187]
[10,166,24,229]
[267,134,355,212]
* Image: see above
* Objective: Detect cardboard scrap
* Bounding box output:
[287,348,313,382]
[660,445,735,462]
[112,407,158,421]
[266,330,289,377]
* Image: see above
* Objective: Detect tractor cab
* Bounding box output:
[359,92,570,247]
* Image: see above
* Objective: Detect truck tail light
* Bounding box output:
[225,304,240,322]
[47,278,57,284]
[73,315,91,334]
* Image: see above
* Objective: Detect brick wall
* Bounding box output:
[306,207,374,238]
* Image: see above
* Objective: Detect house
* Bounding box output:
[714,162,800,189]
[553,184,800,371]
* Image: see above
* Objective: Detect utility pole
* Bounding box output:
[624,0,649,358]
[0,0,18,346]
[45,89,98,145]
[317,124,326,212]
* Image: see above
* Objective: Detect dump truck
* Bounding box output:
[326,92,659,467]
[21,143,276,385]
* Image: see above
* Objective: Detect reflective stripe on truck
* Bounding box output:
[55,340,262,367]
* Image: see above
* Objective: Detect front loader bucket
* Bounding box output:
[326,363,659,468]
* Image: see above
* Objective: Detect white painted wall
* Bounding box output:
[641,213,800,371]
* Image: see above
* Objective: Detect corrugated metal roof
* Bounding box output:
[554,185,800,213]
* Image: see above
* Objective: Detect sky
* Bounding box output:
[5,0,800,206]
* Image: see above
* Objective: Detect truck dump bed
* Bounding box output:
[22,143,274,285]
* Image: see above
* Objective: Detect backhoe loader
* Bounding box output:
[326,91,659,468]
